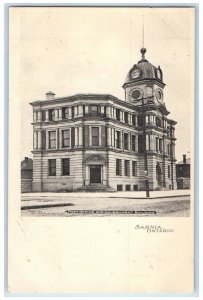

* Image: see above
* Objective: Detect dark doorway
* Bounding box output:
[156,163,162,185]
[90,165,101,184]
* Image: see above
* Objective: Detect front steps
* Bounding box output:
[76,184,115,193]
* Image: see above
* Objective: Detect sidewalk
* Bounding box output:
[22,189,190,199]
[21,190,190,210]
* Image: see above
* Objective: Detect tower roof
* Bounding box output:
[125,48,163,84]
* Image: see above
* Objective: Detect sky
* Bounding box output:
[9,7,195,162]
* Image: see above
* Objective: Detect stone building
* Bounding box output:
[30,48,177,192]
[21,157,33,193]
[176,154,190,189]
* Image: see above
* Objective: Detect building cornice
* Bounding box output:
[30,94,120,106]
[122,78,166,89]
[30,93,149,111]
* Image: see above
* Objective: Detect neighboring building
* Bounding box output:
[30,48,177,192]
[176,154,190,189]
[21,157,33,193]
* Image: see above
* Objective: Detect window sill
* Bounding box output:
[60,147,71,149]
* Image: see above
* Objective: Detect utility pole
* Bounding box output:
[134,95,153,198]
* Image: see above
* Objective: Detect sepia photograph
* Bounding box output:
[16,7,194,217]
[7,4,196,294]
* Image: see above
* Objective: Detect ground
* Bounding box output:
[21,190,190,217]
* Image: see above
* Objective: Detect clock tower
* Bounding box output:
[123,48,165,109]
[122,47,177,191]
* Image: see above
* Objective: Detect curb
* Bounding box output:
[109,195,190,200]
[21,203,74,210]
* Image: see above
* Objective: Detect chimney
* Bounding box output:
[183,154,186,164]
[45,91,55,100]
[25,157,28,160]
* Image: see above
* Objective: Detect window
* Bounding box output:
[48,159,56,176]
[138,135,144,153]
[170,145,173,157]
[124,133,129,150]
[133,184,138,191]
[49,131,56,149]
[156,137,159,152]
[42,111,46,121]
[103,106,106,117]
[126,185,131,191]
[41,131,46,150]
[167,126,171,137]
[71,107,74,118]
[168,165,171,178]
[115,131,121,148]
[132,115,136,126]
[146,135,150,151]
[90,105,100,116]
[124,160,130,176]
[116,109,121,121]
[156,117,162,127]
[62,158,70,176]
[132,135,136,151]
[37,111,41,121]
[71,127,75,148]
[159,139,163,152]
[92,127,99,146]
[49,109,55,121]
[124,112,128,124]
[137,115,143,126]
[75,106,78,116]
[132,161,137,177]
[117,185,123,191]
[62,130,70,148]
[116,159,122,176]
[62,107,69,119]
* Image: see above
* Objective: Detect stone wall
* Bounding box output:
[21,179,32,193]
[177,178,190,189]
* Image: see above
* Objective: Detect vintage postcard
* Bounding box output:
[8,6,195,294]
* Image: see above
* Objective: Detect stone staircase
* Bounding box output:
[75,184,115,193]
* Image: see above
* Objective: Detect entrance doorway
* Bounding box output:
[156,163,163,186]
[90,165,101,184]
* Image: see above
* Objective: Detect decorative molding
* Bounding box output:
[85,154,106,162]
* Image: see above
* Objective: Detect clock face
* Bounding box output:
[156,89,163,103]
[131,89,141,100]
[131,68,140,79]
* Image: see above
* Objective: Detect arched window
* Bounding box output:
[156,117,162,127]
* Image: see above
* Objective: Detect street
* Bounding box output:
[21,190,190,217]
